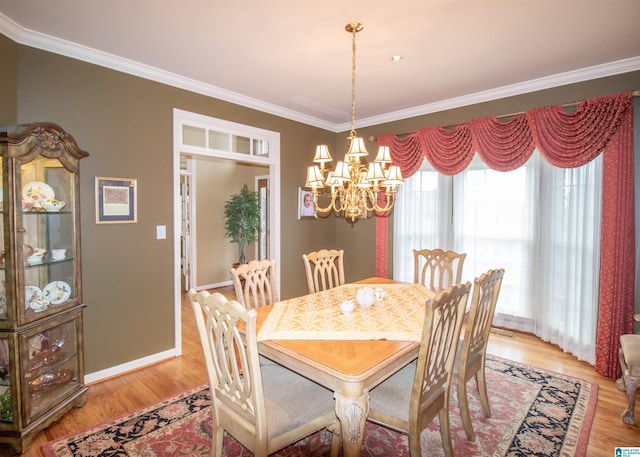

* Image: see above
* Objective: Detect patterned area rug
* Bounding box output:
[42,356,597,457]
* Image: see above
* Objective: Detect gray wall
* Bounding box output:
[0,34,17,124]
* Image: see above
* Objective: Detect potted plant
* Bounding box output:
[224,184,260,265]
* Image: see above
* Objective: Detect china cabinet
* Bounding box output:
[0,123,88,454]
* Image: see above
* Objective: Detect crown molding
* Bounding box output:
[0,13,337,131]
[0,11,21,41]
[348,56,640,131]
[2,13,638,134]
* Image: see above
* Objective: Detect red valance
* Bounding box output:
[470,116,535,171]
[376,92,635,377]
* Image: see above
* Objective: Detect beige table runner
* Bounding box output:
[257,283,433,342]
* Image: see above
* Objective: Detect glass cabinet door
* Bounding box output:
[22,317,82,422]
[18,156,77,324]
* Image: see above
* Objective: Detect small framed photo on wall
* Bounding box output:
[95,177,137,224]
[298,187,317,219]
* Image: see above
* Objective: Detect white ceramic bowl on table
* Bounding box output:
[340,300,355,314]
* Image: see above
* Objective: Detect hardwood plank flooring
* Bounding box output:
[12,286,640,456]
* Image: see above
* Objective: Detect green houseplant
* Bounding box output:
[224,184,260,265]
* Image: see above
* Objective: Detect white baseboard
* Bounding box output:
[84,279,232,385]
[195,280,232,291]
[84,348,177,385]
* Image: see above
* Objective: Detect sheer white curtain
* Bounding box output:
[392,164,452,282]
[394,151,602,363]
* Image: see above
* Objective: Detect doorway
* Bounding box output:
[173,109,280,355]
[182,155,269,290]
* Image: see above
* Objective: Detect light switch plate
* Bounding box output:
[156,225,166,239]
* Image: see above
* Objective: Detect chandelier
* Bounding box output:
[304,22,404,222]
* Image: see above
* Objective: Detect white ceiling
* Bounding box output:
[0,0,639,132]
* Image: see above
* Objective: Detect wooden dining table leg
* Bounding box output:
[334,382,369,457]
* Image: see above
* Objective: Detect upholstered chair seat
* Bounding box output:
[260,363,338,440]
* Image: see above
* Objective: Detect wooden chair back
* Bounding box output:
[302,249,345,294]
[412,282,470,436]
[456,268,505,441]
[189,290,264,446]
[188,289,341,457]
[368,281,470,457]
[230,259,279,309]
[413,248,466,291]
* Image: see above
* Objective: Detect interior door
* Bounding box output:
[257,177,269,260]
[180,173,192,291]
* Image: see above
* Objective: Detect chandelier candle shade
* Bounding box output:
[304,22,404,221]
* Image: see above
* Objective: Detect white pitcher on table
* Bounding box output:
[356,286,375,308]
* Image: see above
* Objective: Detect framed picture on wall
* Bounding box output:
[95,177,137,224]
[298,187,317,219]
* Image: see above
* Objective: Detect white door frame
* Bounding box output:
[255,174,269,260]
[180,165,194,291]
[172,108,281,354]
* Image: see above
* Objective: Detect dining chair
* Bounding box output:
[456,268,505,441]
[413,248,467,291]
[367,281,471,457]
[230,258,279,309]
[616,313,640,425]
[302,249,345,294]
[188,289,341,457]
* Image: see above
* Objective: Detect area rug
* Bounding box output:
[42,355,597,457]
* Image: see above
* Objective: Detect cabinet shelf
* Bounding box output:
[20,210,73,215]
[24,258,72,269]
[0,211,73,215]
[0,258,73,271]
[26,351,76,381]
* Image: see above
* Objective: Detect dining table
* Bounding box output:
[252,277,435,457]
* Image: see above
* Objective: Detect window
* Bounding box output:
[181,123,272,158]
[394,151,602,363]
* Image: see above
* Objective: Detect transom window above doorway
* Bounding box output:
[182,125,270,158]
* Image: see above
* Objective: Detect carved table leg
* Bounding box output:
[618,347,638,425]
[334,383,369,457]
[622,374,638,425]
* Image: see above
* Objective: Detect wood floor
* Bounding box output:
[12,286,640,456]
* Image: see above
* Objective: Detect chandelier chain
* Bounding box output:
[350,25,357,139]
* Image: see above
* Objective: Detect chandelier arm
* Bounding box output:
[335,188,348,212]
[312,191,338,214]
[360,188,378,212]
[372,191,397,212]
